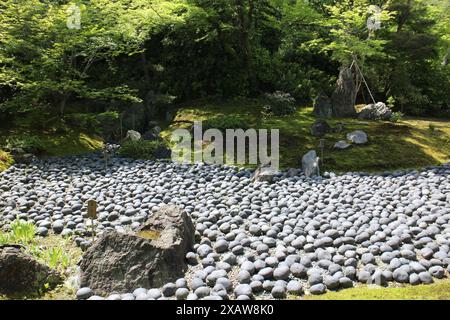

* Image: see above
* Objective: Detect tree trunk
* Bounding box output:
[237,0,255,90]
[59,93,70,117]
[140,52,156,125]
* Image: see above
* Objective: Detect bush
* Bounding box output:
[117,140,170,160]
[202,115,249,132]
[389,112,404,123]
[4,136,46,154]
[428,123,436,133]
[263,91,296,116]
[65,111,119,137]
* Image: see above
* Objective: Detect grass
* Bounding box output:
[0,128,103,159]
[161,98,450,172]
[299,280,450,300]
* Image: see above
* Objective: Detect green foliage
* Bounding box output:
[117,140,168,160]
[0,220,36,245]
[0,0,186,115]
[429,123,437,133]
[0,0,448,120]
[202,115,249,131]
[65,111,119,136]
[39,247,71,272]
[389,112,404,123]
[4,136,46,154]
[387,96,396,109]
[263,91,296,116]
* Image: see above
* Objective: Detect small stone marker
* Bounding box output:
[87,199,98,219]
[87,199,97,241]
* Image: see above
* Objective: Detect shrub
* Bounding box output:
[428,123,436,133]
[263,91,296,116]
[117,140,169,160]
[387,96,396,109]
[4,136,46,154]
[202,115,249,132]
[65,111,119,137]
[389,112,404,123]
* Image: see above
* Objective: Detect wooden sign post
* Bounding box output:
[87,199,98,241]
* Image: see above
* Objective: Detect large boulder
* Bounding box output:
[79,206,195,296]
[310,120,331,137]
[302,150,320,178]
[347,130,368,144]
[313,92,332,119]
[0,245,63,296]
[331,67,357,118]
[358,102,392,120]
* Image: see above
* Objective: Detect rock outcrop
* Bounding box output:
[0,245,62,296]
[79,206,195,296]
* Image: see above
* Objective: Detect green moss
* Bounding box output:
[0,129,103,158]
[0,149,14,172]
[298,280,450,300]
[117,140,168,160]
[162,99,450,172]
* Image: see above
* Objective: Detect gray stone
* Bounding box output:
[271,286,286,299]
[79,206,195,296]
[347,130,368,145]
[313,92,332,119]
[418,272,434,284]
[273,266,290,281]
[334,141,351,150]
[302,150,320,178]
[309,283,327,295]
[234,284,253,298]
[358,102,392,121]
[286,280,303,295]
[76,287,93,300]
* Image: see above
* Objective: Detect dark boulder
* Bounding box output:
[0,245,63,296]
[79,206,195,296]
[310,120,331,137]
[331,67,357,118]
[313,92,332,119]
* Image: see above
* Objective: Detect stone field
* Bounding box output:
[0,153,449,300]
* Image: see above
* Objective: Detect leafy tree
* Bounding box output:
[0,0,184,115]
